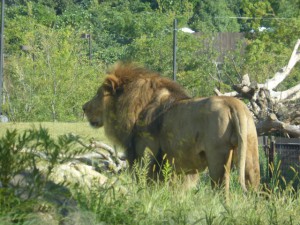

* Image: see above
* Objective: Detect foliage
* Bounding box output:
[175,32,219,96]
[238,0,300,85]
[0,126,299,224]
[0,127,89,223]
[0,127,87,187]
[5,22,105,121]
[2,0,300,121]
[0,129,30,188]
[188,0,241,32]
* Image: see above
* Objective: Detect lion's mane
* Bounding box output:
[101,62,190,148]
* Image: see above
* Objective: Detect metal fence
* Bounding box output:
[262,137,300,179]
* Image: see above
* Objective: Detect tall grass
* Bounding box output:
[71,169,299,225]
[0,124,299,224]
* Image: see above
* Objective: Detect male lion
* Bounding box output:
[83,62,260,193]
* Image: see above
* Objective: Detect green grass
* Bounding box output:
[2,174,300,224]
[0,122,110,143]
[0,123,299,225]
[70,170,300,225]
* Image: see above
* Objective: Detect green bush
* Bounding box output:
[0,127,89,223]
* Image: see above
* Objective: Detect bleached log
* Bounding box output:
[288,91,300,101]
[270,83,300,101]
[49,162,108,189]
[262,39,300,90]
[256,114,300,138]
[214,88,238,97]
[216,40,300,102]
[215,74,256,98]
[216,39,300,99]
[21,139,127,174]
[90,141,115,155]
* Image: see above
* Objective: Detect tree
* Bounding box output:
[5,21,104,121]
[215,39,300,137]
[3,0,298,124]
[209,0,300,138]
[235,0,300,99]
[188,0,240,32]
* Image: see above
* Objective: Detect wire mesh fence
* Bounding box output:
[261,137,300,185]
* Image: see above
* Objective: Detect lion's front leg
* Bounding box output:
[129,135,164,181]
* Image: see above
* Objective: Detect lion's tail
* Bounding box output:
[232,107,248,192]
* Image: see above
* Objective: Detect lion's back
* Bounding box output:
[157,95,257,159]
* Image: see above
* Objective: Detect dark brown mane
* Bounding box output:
[108,62,190,100]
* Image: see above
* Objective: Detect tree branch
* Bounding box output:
[263,39,300,90]
[271,83,300,101]
[256,113,300,138]
[214,88,238,97]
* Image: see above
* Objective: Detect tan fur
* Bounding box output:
[83,62,260,192]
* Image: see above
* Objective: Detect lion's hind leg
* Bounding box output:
[207,148,233,196]
[224,149,233,194]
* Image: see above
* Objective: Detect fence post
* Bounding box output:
[269,138,275,179]
[263,136,269,178]
[173,18,177,81]
[263,136,268,155]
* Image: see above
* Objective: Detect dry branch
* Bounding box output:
[263,39,300,90]
[256,114,300,138]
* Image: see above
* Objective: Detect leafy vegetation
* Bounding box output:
[0,126,88,224]
[1,0,299,121]
[0,126,299,224]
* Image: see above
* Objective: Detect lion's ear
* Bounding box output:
[103,75,121,94]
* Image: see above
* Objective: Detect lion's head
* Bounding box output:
[82,62,189,148]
